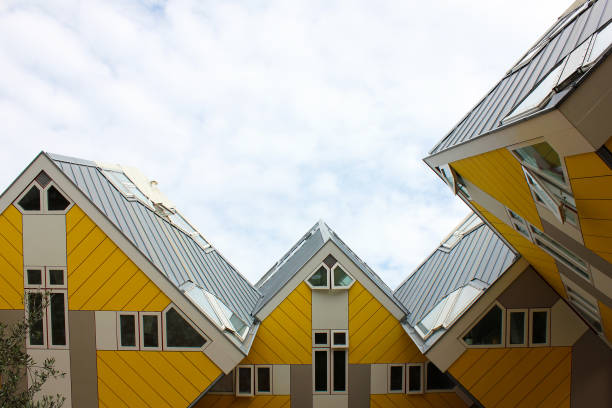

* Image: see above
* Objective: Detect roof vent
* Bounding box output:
[35,171,52,188]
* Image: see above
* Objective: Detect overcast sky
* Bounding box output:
[0,0,570,289]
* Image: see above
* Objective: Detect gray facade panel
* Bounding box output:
[290,364,312,408]
[571,330,612,407]
[69,311,99,408]
[348,364,370,408]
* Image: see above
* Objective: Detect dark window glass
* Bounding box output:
[49,269,64,286]
[532,311,548,344]
[257,367,271,393]
[238,367,252,394]
[463,305,502,345]
[509,311,526,345]
[408,365,422,392]
[47,186,70,211]
[332,350,346,392]
[308,266,328,287]
[120,315,136,347]
[28,293,44,345]
[27,269,42,286]
[314,350,328,392]
[426,363,454,390]
[18,186,40,211]
[314,332,328,345]
[142,315,159,347]
[333,331,346,346]
[389,366,404,391]
[50,293,66,346]
[165,308,206,348]
[210,371,234,393]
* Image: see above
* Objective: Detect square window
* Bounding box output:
[26,269,43,287]
[313,330,330,347]
[48,268,66,287]
[331,330,348,348]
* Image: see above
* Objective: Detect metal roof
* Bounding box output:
[48,153,261,324]
[429,0,612,156]
[394,219,517,327]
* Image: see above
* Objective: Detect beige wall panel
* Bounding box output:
[273,364,290,395]
[290,365,312,408]
[551,299,587,347]
[463,179,512,225]
[313,394,348,408]
[370,364,386,394]
[23,214,66,266]
[29,349,72,407]
[348,364,370,408]
[69,311,98,407]
[94,311,117,350]
[312,290,348,330]
[536,201,584,244]
[425,335,466,373]
[592,266,612,298]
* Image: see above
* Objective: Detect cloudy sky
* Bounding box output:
[0,0,570,288]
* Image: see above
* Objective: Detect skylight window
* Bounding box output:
[166,210,211,249]
[441,214,482,250]
[102,169,152,206]
[584,22,612,65]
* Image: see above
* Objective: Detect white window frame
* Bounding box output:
[460,301,506,348]
[236,365,254,397]
[331,349,348,395]
[312,330,330,347]
[162,304,210,351]
[117,311,139,350]
[331,330,349,348]
[100,167,154,209]
[506,309,528,347]
[306,264,330,290]
[529,308,550,347]
[24,266,45,289]
[330,263,355,290]
[387,364,405,393]
[139,311,162,350]
[254,365,273,395]
[312,348,331,394]
[46,267,67,289]
[406,363,424,394]
[46,290,69,350]
[505,208,533,242]
[564,281,604,334]
[25,290,47,349]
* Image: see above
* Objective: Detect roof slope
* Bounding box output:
[430,0,611,155]
[48,153,260,324]
[394,219,517,327]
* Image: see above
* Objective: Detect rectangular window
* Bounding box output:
[332,350,347,393]
[565,284,603,332]
[26,292,46,348]
[331,330,348,348]
[407,363,423,394]
[118,313,138,349]
[530,309,550,346]
[47,268,66,288]
[426,362,455,391]
[140,312,161,350]
[236,365,253,397]
[507,309,527,347]
[255,366,272,395]
[25,268,43,288]
[388,364,405,393]
[313,349,329,393]
[48,292,67,347]
[313,330,329,347]
[530,226,591,282]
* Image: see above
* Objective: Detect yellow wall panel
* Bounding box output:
[448,347,571,408]
[599,301,612,344]
[370,393,468,408]
[195,395,290,407]
[66,206,170,311]
[97,350,220,408]
[349,282,425,364]
[0,205,23,309]
[242,282,311,365]
[452,148,543,229]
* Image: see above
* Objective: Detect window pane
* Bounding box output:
[333,350,346,392]
[50,293,66,346]
[238,367,252,394]
[49,269,64,286]
[408,365,422,392]
[314,350,328,392]
[333,331,346,346]
[389,366,403,391]
[507,64,564,121]
[142,315,159,347]
[586,23,612,65]
[333,266,353,287]
[210,371,234,393]
[314,332,328,345]
[28,293,44,345]
[47,186,70,211]
[308,266,328,287]
[514,142,565,185]
[165,308,206,348]
[426,363,454,390]
[18,186,40,211]
[120,315,136,347]
[27,269,42,286]
[463,305,502,345]
[532,311,548,344]
[509,311,525,345]
[257,367,271,393]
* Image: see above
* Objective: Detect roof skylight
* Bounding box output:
[102,169,152,206]
[441,213,483,250]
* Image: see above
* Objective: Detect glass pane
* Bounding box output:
[389,366,403,391]
[586,23,612,65]
[333,331,347,346]
[28,293,44,345]
[120,315,136,347]
[103,170,132,196]
[514,142,565,185]
[333,266,353,287]
[532,311,548,344]
[165,308,206,348]
[314,332,328,345]
[50,293,66,346]
[463,305,502,345]
[210,371,234,392]
[408,365,422,392]
[507,63,564,120]
[332,350,346,392]
[184,287,223,326]
[314,350,328,392]
[426,363,454,390]
[509,311,525,345]
[142,315,159,347]
[47,186,70,211]
[446,286,482,326]
[238,367,252,394]
[27,269,42,285]
[49,269,64,286]
[215,297,248,336]
[308,266,328,287]
[18,186,40,211]
[417,298,447,335]
[257,367,271,393]
[169,212,197,235]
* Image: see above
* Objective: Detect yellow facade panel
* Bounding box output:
[370,393,468,407]
[65,204,86,234]
[565,152,612,179]
[580,218,612,238]
[3,205,22,233]
[599,301,612,344]
[0,205,23,309]
[574,199,612,220]
[195,395,290,407]
[571,176,612,199]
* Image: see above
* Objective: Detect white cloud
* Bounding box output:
[0,0,570,288]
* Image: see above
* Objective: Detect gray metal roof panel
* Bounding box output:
[430,0,611,155]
